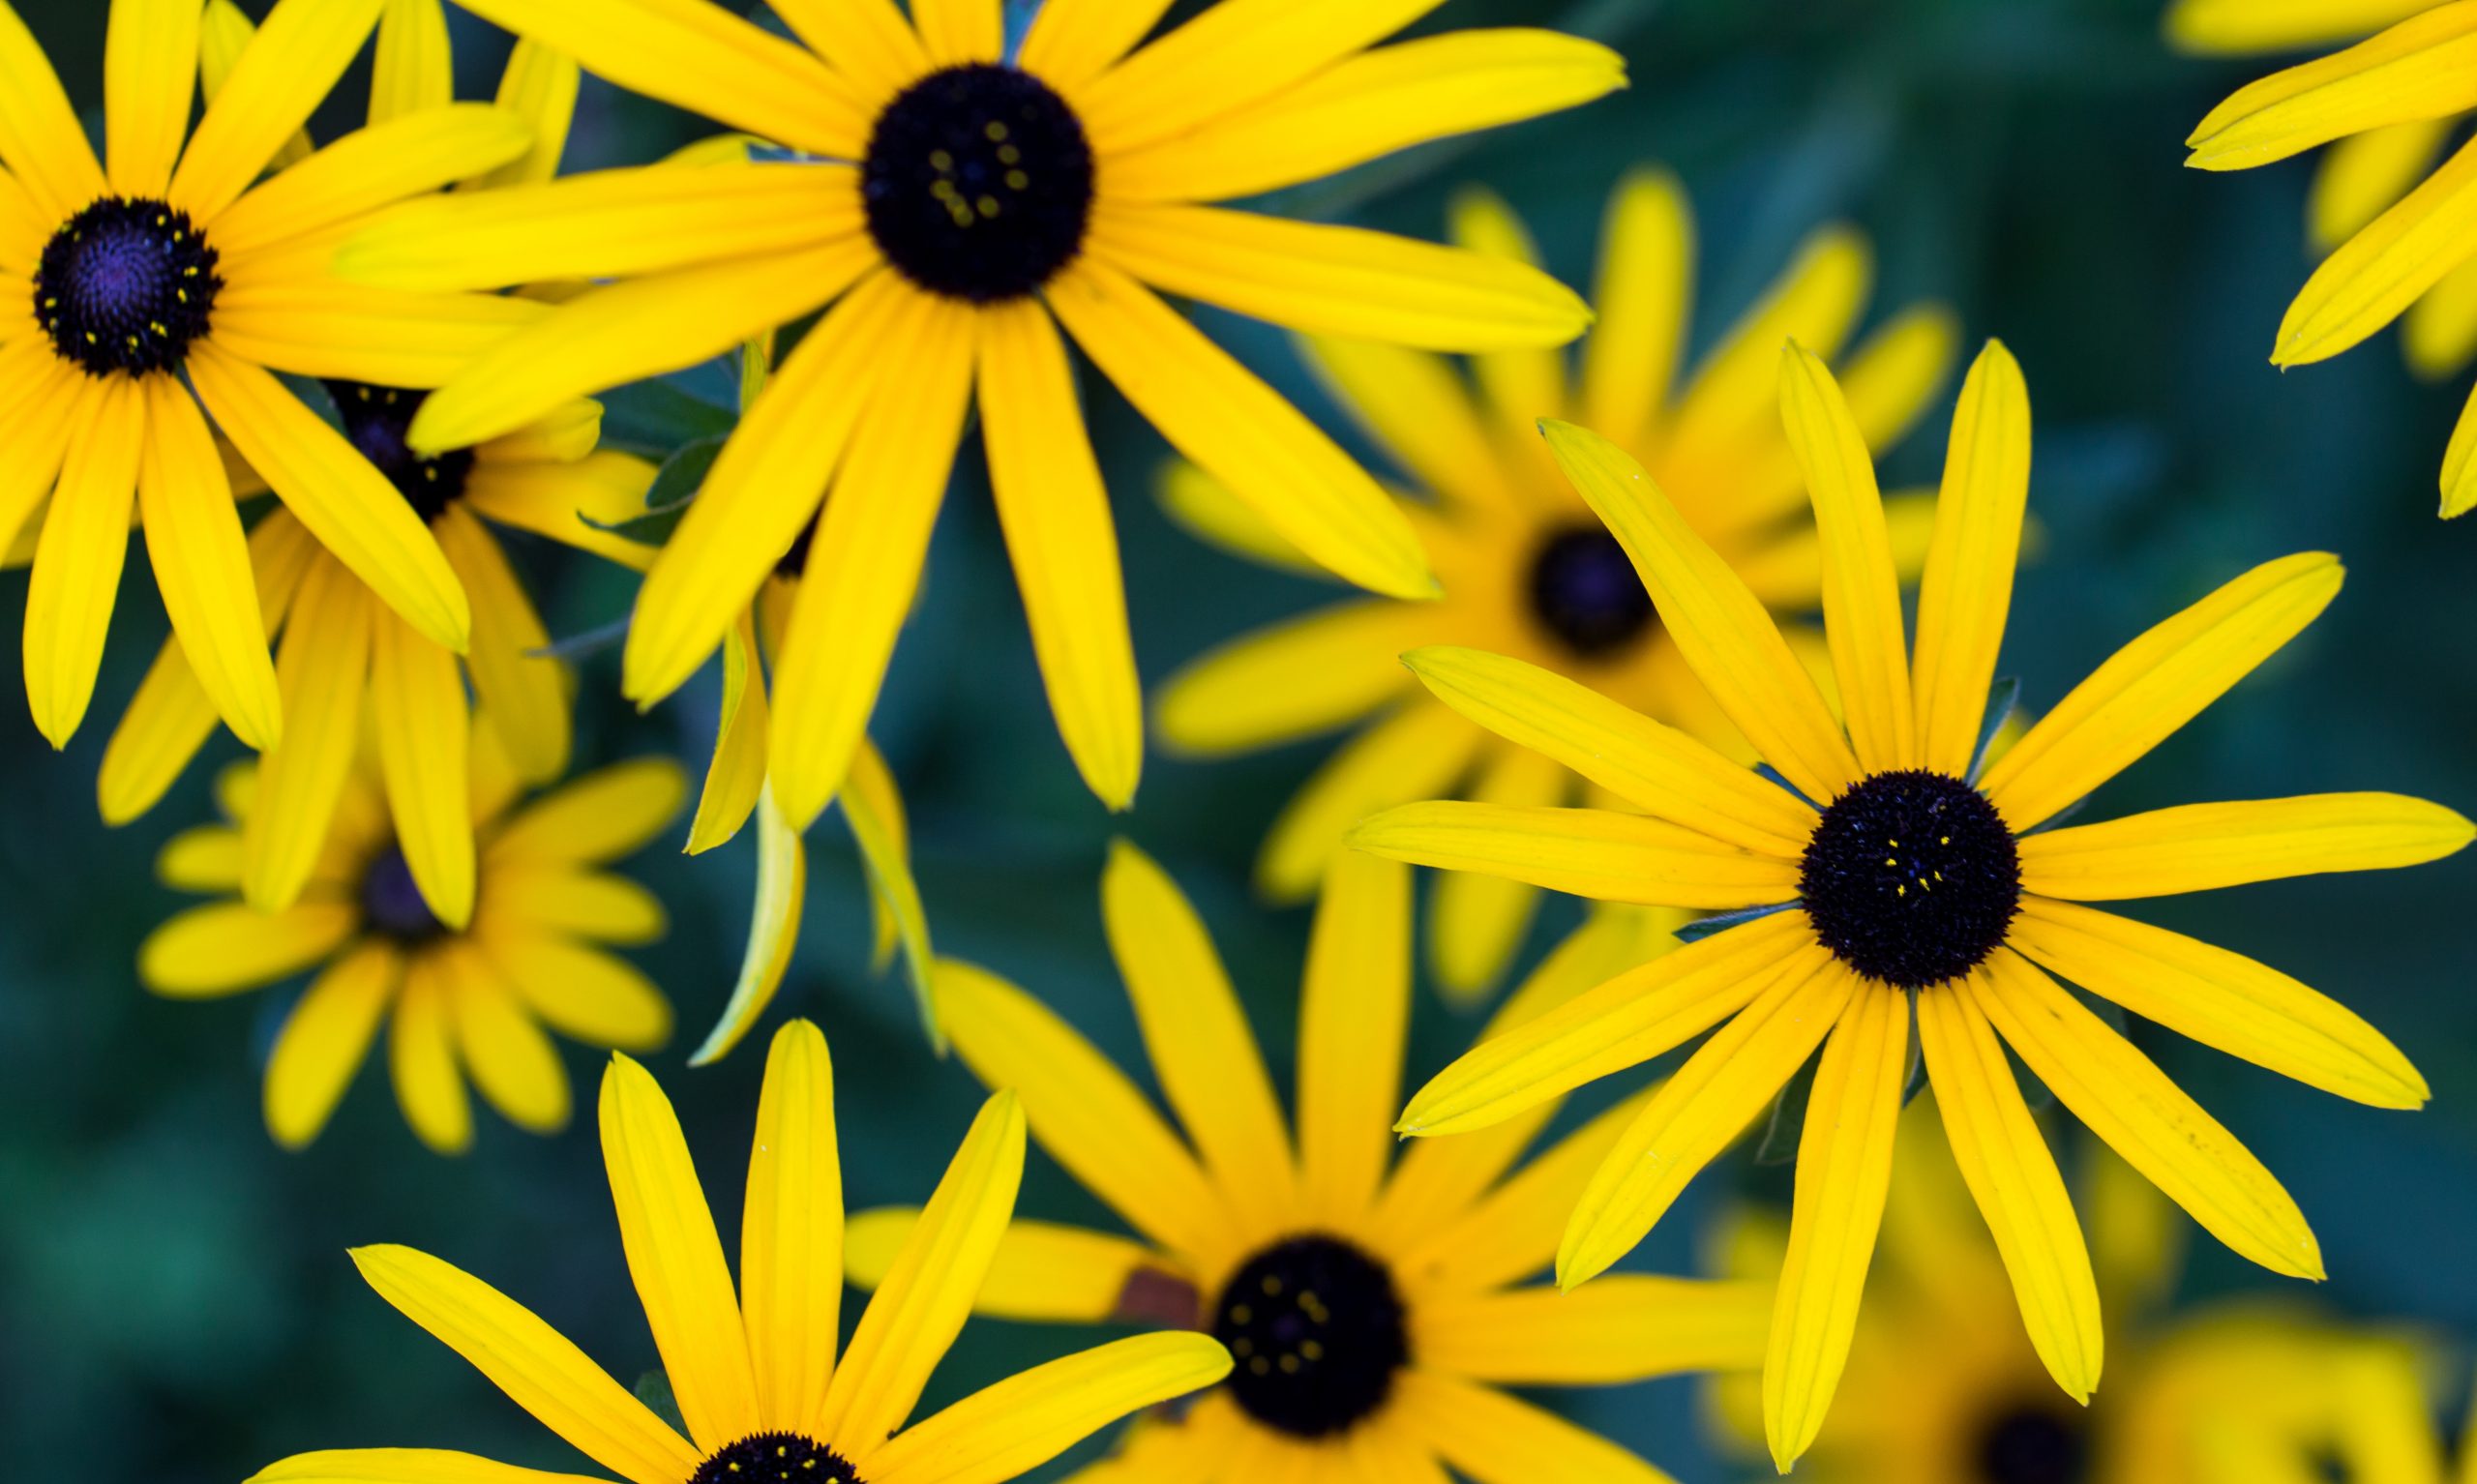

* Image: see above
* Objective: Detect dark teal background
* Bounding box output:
[2,1,2472,1479]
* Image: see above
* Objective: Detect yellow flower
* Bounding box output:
[2186,1329,2473,1484]
[335,0,1628,821]
[2178,0,2477,515]
[1154,168,1957,999]
[0,0,545,749]
[252,1021,1232,1484]
[139,718,687,1154]
[1353,341,2473,1469]
[845,844,1769,1480]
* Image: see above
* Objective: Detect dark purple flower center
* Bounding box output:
[1800,768,2021,989]
[688,1433,863,1484]
[324,381,473,522]
[861,63,1094,303]
[360,843,444,943]
[1210,1234,1408,1439]
[1528,523,1657,659]
[35,196,222,378]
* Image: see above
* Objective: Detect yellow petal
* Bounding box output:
[2283,129,2477,367]
[0,0,106,219]
[742,1021,843,1430]
[348,1243,702,1484]
[2186,4,2477,171]
[469,38,580,191]
[618,262,903,707]
[1541,420,1861,804]
[157,823,244,891]
[171,0,386,222]
[1349,799,1802,908]
[686,615,767,855]
[482,934,672,1052]
[491,757,687,866]
[1404,1083,1658,1291]
[1981,552,2342,830]
[1761,987,1908,1471]
[23,380,136,749]
[1154,601,1424,757]
[1017,0,1172,90]
[1049,259,1435,600]
[1447,187,1566,437]
[690,787,806,1067]
[442,0,871,159]
[195,0,312,172]
[1402,645,1816,857]
[1583,167,1693,453]
[814,1090,1025,1449]
[2009,897,2428,1109]
[479,866,666,946]
[1559,958,1858,1290]
[598,1052,761,1450]
[249,1447,611,1484]
[1393,1370,1680,1484]
[1097,30,1626,207]
[1428,745,1564,1003]
[1102,841,1296,1219]
[1911,340,2033,777]
[207,282,547,391]
[841,737,934,1029]
[844,1212,1163,1324]
[1153,459,1322,573]
[1665,227,1872,476]
[214,106,535,261]
[1296,849,1411,1225]
[2164,0,2432,54]
[105,0,201,197]
[1397,911,1822,1138]
[767,292,974,831]
[446,948,572,1134]
[436,508,567,786]
[768,0,926,104]
[370,0,452,125]
[979,300,1142,807]
[189,341,469,651]
[1297,336,1505,512]
[863,1333,1231,1484]
[138,898,358,997]
[1418,1275,1770,1383]
[912,0,1000,65]
[1966,950,2324,1280]
[2447,374,2477,518]
[2405,246,2477,377]
[2018,791,2473,900]
[138,377,280,750]
[1916,984,2104,1401]
[243,559,370,913]
[372,606,476,930]
[1255,697,1484,904]
[391,953,473,1154]
[2312,116,2453,252]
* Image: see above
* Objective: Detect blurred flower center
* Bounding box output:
[35,196,223,378]
[325,381,475,522]
[360,842,445,943]
[1526,524,1656,659]
[1799,768,2020,990]
[1209,1233,1409,1439]
[1973,1404,2087,1484]
[861,63,1095,303]
[688,1432,864,1484]
[776,511,818,579]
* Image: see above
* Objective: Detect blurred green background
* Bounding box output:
[3,0,2473,1479]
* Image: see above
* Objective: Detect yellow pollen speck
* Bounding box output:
[1884,857,1897,867]
[1005,169,1030,190]
[1897,883,1907,897]
[986,122,1008,141]
[999,144,1020,163]
[83,331,96,343]
[1940,835,1951,845]
[976,195,1000,217]
[930,149,953,171]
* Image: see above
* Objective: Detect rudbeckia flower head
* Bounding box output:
[139,718,687,1154]
[336,0,1630,822]
[1353,339,2473,1469]
[1154,168,1958,999]
[844,843,1770,1480]
[249,1020,1231,1484]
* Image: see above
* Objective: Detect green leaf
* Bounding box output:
[632,1370,685,1435]
[599,379,734,453]
[586,434,726,548]
[1755,1051,1823,1167]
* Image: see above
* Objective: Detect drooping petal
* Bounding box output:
[861,1333,1231,1484]
[138,377,279,750]
[371,605,476,930]
[1349,799,1801,908]
[689,787,805,1067]
[171,0,387,222]
[1911,340,2032,777]
[742,1020,843,1433]
[686,615,767,854]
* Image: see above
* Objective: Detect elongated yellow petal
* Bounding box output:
[1967,950,2323,1279]
[841,737,933,1026]
[190,341,469,651]
[2313,117,2452,252]
[1911,340,2032,776]
[261,945,392,1151]
[372,607,475,929]
[445,948,571,1134]
[138,377,279,750]
[1418,1276,1770,1384]
[25,380,141,749]
[621,263,899,707]
[1298,336,1505,512]
[350,1243,703,1484]
[2010,897,2427,1109]
[371,0,451,125]
[690,787,805,1067]
[1155,601,1424,757]
[490,757,686,867]
[1560,959,1858,1290]
[814,1090,1024,1450]
[1403,646,1814,856]
[742,1021,842,1434]
[106,0,200,197]
[599,1053,761,1450]
[1982,552,2342,830]
[208,282,546,391]
[212,106,535,261]
[2019,792,2473,900]
[196,0,312,172]
[1256,698,1484,903]
[483,934,671,1052]
[933,959,1229,1261]
[2164,0,2432,54]
[435,509,567,786]
[391,954,472,1153]
[340,164,862,292]
[1916,984,2104,1401]
[1050,259,1434,600]
[468,38,579,191]
[2276,133,2477,367]
[1295,849,1411,1225]
[1542,420,1861,804]
[172,0,386,221]
[1428,744,1564,1002]
[1447,187,1566,440]
[768,0,925,104]
[0,0,106,219]
[1395,1370,1680,1484]
[444,0,871,159]
[912,0,1001,65]
[1102,841,1295,1218]
[1351,799,1802,908]
[979,301,1142,807]
[244,560,370,912]
[1399,912,1822,1138]
[1778,342,1915,771]
[2406,247,2477,377]
[1583,168,1692,453]
[478,866,666,945]
[1665,228,1872,475]
[138,898,359,997]
[686,615,767,854]
[868,1336,1230,1484]
[843,1213,1162,1325]
[767,292,975,831]
[1099,30,1626,206]
[248,1448,612,1484]
[2187,3,2477,171]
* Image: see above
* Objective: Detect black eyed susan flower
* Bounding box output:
[845,844,1769,1480]
[1155,169,1956,1000]
[1351,341,2473,1469]
[2179,0,2477,516]
[87,0,655,935]
[250,1020,1232,1484]
[334,0,1627,822]
[139,718,687,1154]
[0,0,548,750]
